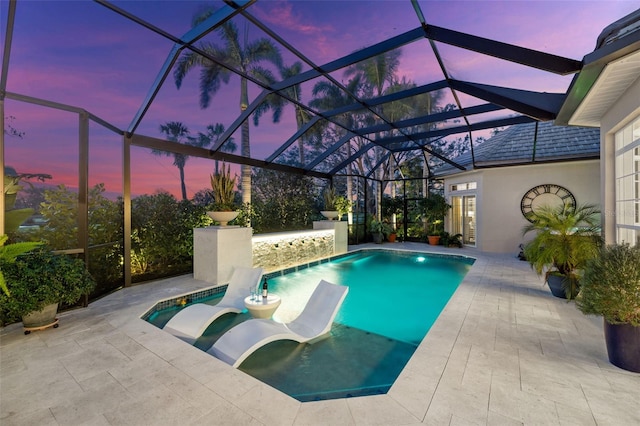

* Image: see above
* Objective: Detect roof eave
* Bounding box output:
[556,28,640,126]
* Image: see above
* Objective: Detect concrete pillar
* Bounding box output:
[193,227,253,285]
[313,220,348,255]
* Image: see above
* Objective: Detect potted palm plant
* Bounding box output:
[420,193,451,245]
[522,203,601,299]
[576,243,640,372]
[207,163,239,226]
[0,247,96,332]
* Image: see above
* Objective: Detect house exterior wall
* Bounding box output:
[600,76,640,245]
[444,160,600,254]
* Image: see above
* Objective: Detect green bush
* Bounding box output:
[0,248,96,324]
[576,243,640,326]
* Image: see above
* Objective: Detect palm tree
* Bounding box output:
[310,75,364,206]
[156,121,191,200]
[174,7,282,206]
[196,123,237,175]
[258,61,313,165]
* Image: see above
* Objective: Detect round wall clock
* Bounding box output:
[520,184,576,222]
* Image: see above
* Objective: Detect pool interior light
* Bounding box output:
[416,256,426,263]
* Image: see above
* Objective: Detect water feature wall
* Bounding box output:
[193,221,348,284]
[252,230,334,272]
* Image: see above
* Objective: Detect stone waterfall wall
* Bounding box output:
[252,230,335,272]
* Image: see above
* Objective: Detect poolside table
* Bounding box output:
[244,294,281,318]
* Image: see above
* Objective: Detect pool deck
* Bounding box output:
[1,242,639,425]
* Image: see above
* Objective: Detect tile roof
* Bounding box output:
[434,121,600,176]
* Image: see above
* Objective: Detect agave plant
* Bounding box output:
[522,203,602,299]
[209,163,238,211]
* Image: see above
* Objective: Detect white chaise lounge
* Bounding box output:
[208,279,349,367]
[163,266,264,344]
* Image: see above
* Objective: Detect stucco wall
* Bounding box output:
[445,160,600,254]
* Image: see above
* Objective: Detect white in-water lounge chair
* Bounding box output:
[208,279,348,367]
[163,266,264,344]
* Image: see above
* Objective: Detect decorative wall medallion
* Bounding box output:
[520,184,576,222]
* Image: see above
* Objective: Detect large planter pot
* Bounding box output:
[427,235,440,245]
[387,233,397,243]
[604,321,640,373]
[22,302,59,329]
[206,211,239,226]
[320,211,340,220]
[546,273,579,299]
[372,233,383,244]
[546,274,568,298]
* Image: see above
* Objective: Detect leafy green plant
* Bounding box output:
[381,195,403,220]
[209,163,238,211]
[0,235,42,296]
[576,243,640,326]
[0,247,96,323]
[419,193,451,235]
[333,195,352,219]
[441,232,463,247]
[522,203,601,299]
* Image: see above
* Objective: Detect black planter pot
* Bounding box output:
[604,321,640,373]
[546,274,568,298]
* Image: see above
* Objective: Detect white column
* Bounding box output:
[313,220,348,255]
[193,227,253,285]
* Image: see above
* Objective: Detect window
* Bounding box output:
[450,182,477,192]
[614,117,640,246]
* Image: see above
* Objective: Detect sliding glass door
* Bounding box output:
[451,195,476,246]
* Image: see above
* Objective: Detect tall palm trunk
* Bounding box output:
[178,165,187,200]
[295,105,306,165]
[240,78,251,206]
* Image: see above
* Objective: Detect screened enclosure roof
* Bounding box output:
[2,1,639,181]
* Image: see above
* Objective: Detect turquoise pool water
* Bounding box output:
[147,249,473,401]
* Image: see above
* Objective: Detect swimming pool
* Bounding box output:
[146,249,473,401]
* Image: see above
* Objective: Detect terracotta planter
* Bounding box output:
[206,211,239,226]
[427,235,440,245]
[604,321,640,373]
[387,233,397,243]
[22,303,58,328]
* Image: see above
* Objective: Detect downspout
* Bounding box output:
[531,121,539,162]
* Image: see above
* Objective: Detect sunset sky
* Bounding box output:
[2,0,638,199]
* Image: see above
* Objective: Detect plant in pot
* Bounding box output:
[320,187,340,220]
[207,163,239,226]
[441,232,463,248]
[382,196,402,242]
[370,219,384,244]
[0,247,96,331]
[420,193,451,245]
[522,203,601,300]
[575,243,640,372]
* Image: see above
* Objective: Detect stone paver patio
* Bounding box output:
[1,243,639,425]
